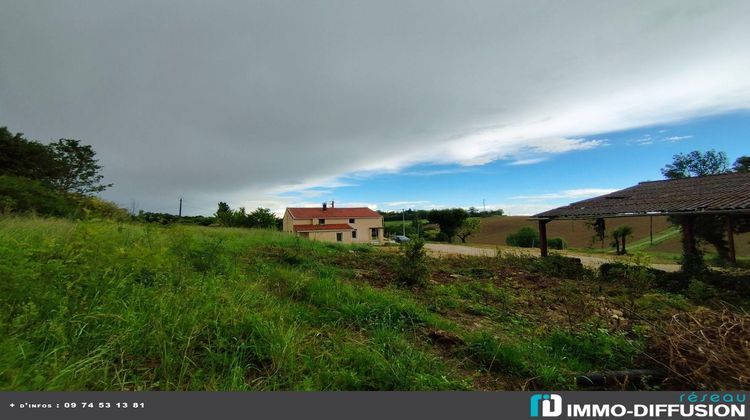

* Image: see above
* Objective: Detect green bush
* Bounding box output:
[0,175,76,216]
[395,238,429,286]
[506,226,539,248]
[548,237,567,250]
[685,279,718,302]
[531,255,587,279]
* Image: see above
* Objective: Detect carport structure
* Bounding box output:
[531,172,750,263]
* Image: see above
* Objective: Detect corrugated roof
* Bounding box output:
[287,207,380,219]
[534,171,750,219]
[293,223,355,232]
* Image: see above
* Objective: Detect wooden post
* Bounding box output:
[539,219,549,257]
[726,215,736,264]
[681,215,697,257]
[649,216,653,245]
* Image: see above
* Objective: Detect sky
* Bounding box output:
[1,1,749,216]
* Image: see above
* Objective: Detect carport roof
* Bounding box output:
[533,171,750,220]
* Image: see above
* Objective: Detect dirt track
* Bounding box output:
[424,243,681,272]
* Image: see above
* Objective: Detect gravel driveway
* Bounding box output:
[424,243,680,272]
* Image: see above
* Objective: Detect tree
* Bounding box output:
[426,208,469,243]
[215,202,232,226]
[47,138,112,194]
[611,225,633,255]
[0,127,65,184]
[660,150,729,179]
[0,175,75,216]
[733,155,750,172]
[249,207,278,229]
[661,150,743,262]
[586,218,606,248]
[395,238,429,286]
[456,217,480,243]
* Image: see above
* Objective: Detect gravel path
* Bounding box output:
[424,243,680,272]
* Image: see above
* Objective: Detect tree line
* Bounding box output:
[0,126,124,218]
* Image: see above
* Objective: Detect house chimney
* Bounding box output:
[322,202,327,211]
[330,200,334,208]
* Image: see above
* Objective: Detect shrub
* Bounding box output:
[547,237,567,250]
[506,226,539,248]
[649,307,750,389]
[531,255,587,279]
[395,238,429,286]
[0,175,76,216]
[685,279,718,302]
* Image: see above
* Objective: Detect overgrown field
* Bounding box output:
[1,218,747,390]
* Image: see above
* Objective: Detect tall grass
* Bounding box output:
[0,217,465,390]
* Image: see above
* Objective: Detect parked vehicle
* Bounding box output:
[393,235,411,243]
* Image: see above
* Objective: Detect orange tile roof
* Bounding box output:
[287,207,380,219]
[293,223,355,232]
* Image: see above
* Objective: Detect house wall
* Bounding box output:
[305,230,353,243]
[308,217,383,244]
[283,210,384,244]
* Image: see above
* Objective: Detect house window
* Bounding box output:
[371,228,378,240]
[352,230,357,239]
[319,219,325,225]
[336,232,343,242]
[349,218,355,224]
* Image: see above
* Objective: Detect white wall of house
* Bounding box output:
[283,210,384,244]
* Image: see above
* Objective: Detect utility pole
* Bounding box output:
[178,197,183,217]
[483,199,486,212]
[402,209,406,236]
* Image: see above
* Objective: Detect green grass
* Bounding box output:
[0,218,463,390]
[2,216,739,390]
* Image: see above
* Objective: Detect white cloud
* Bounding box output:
[483,203,561,217]
[663,135,693,142]
[1,2,749,213]
[509,157,548,166]
[511,188,619,202]
[383,200,431,208]
[497,188,620,215]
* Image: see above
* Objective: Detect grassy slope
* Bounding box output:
[1,217,731,390]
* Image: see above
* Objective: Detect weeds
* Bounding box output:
[1,217,746,390]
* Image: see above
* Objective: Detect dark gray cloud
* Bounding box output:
[2,1,749,214]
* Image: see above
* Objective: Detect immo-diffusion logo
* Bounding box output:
[530,394,563,417]
[528,392,746,418]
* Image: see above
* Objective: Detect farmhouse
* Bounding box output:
[283,202,384,244]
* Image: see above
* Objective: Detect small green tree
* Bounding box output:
[395,238,429,287]
[249,207,279,229]
[215,202,232,226]
[47,138,112,194]
[586,218,606,248]
[611,225,633,255]
[456,217,480,243]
